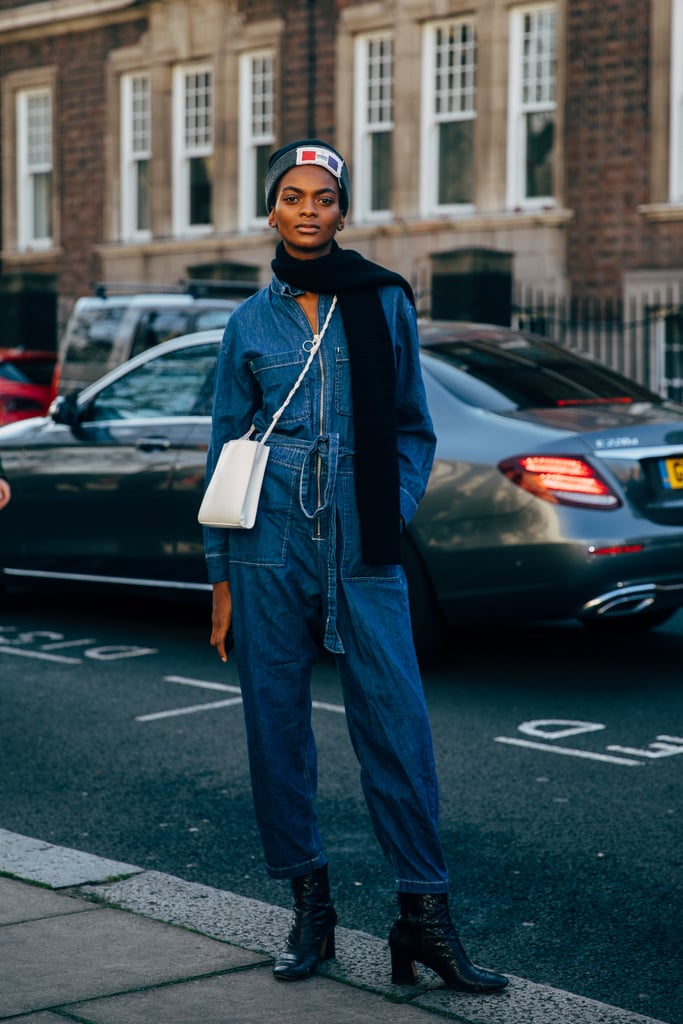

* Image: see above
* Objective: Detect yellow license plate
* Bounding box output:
[661,457,683,489]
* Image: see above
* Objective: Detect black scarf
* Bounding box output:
[272,240,414,564]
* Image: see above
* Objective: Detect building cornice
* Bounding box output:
[638,203,683,223]
[0,0,139,34]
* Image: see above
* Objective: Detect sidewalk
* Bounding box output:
[0,829,671,1024]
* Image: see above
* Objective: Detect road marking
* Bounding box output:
[494,736,644,766]
[135,674,347,722]
[165,674,241,694]
[40,638,97,650]
[136,698,244,722]
[0,645,81,665]
[311,700,346,714]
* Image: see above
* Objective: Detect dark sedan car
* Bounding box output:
[1,322,682,657]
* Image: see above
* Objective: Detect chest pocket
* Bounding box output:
[250,350,312,427]
[334,349,353,417]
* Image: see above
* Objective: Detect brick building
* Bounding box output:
[0,0,682,392]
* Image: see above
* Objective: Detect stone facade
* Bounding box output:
[0,0,681,348]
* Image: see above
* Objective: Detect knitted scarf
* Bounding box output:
[271,240,414,565]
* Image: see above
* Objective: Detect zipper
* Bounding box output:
[296,294,326,538]
[316,338,325,536]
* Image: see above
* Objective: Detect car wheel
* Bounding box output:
[579,607,679,633]
[401,534,447,665]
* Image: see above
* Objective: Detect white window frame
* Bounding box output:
[670,0,683,202]
[172,63,213,236]
[506,3,557,210]
[121,72,152,242]
[16,87,53,250]
[420,17,477,216]
[354,31,394,222]
[238,49,275,231]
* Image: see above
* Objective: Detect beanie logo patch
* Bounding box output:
[296,146,343,180]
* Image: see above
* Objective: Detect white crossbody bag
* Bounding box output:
[198,296,338,530]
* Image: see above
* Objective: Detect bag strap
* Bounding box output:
[260,295,338,444]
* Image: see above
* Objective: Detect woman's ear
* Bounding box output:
[268,209,277,229]
[337,214,345,232]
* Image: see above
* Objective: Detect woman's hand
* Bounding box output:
[0,479,11,511]
[210,580,233,662]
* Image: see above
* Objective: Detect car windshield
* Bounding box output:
[421,336,659,411]
[62,306,128,362]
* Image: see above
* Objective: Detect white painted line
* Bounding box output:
[494,736,644,766]
[0,645,81,665]
[312,700,346,714]
[165,674,241,694]
[136,697,244,722]
[39,638,97,650]
[163,675,346,714]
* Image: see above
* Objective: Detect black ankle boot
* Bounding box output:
[388,893,508,993]
[273,864,337,981]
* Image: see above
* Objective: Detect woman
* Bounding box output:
[203,139,507,993]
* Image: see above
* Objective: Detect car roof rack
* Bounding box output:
[91,279,260,300]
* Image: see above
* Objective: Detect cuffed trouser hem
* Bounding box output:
[396,878,449,895]
[266,852,328,880]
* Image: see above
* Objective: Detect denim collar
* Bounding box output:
[270,274,305,298]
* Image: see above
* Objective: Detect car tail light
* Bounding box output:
[498,455,621,509]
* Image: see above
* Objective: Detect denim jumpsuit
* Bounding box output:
[204,275,449,894]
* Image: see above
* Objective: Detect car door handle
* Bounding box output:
[135,436,172,452]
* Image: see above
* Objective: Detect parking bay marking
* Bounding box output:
[136,675,346,723]
[0,645,82,665]
[495,719,683,766]
[0,627,158,663]
[494,736,644,766]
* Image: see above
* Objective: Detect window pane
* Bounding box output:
[189,155,212,225]
[131,75,151,155]
[438,121,474,204]
[370,132,392,211]
[434,22,476,116]
[136,159,150,231]
[250,55,274,137]
[26,92,51,168]
[184,71,212,149]
[366,37,393,125]
[255,144,270,217]
[130,311,193,358]
[89,344,218,420]
[525,109,554,197]
[522,8,556,105]
[32,171,52,238]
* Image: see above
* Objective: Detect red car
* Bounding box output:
[0,349,58,425]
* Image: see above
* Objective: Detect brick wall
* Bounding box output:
[243,0,339,146]
[565,0,649,297]
[0,18,146,300]
[565,0,683,301]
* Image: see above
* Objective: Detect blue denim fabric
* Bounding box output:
[203,275,448,892]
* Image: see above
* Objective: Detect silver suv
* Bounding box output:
[58,293,245,393]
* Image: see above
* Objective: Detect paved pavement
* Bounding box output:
[0,828,672,1024]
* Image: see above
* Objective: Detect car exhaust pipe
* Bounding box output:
[580,584,657,620]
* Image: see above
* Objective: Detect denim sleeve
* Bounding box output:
[382,289,437,526]
[202,316,260,584]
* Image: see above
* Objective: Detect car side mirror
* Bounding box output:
[50,392,81,426]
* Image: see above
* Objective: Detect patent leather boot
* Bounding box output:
[273,865,337,981]
[389,893,508,993]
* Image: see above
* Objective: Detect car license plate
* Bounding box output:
[659,457,683,489]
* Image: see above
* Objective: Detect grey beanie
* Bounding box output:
[265,139,350,214]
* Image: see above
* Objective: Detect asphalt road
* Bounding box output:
[0,585,681,1023]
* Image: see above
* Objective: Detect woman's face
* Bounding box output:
[268,164,345,260]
